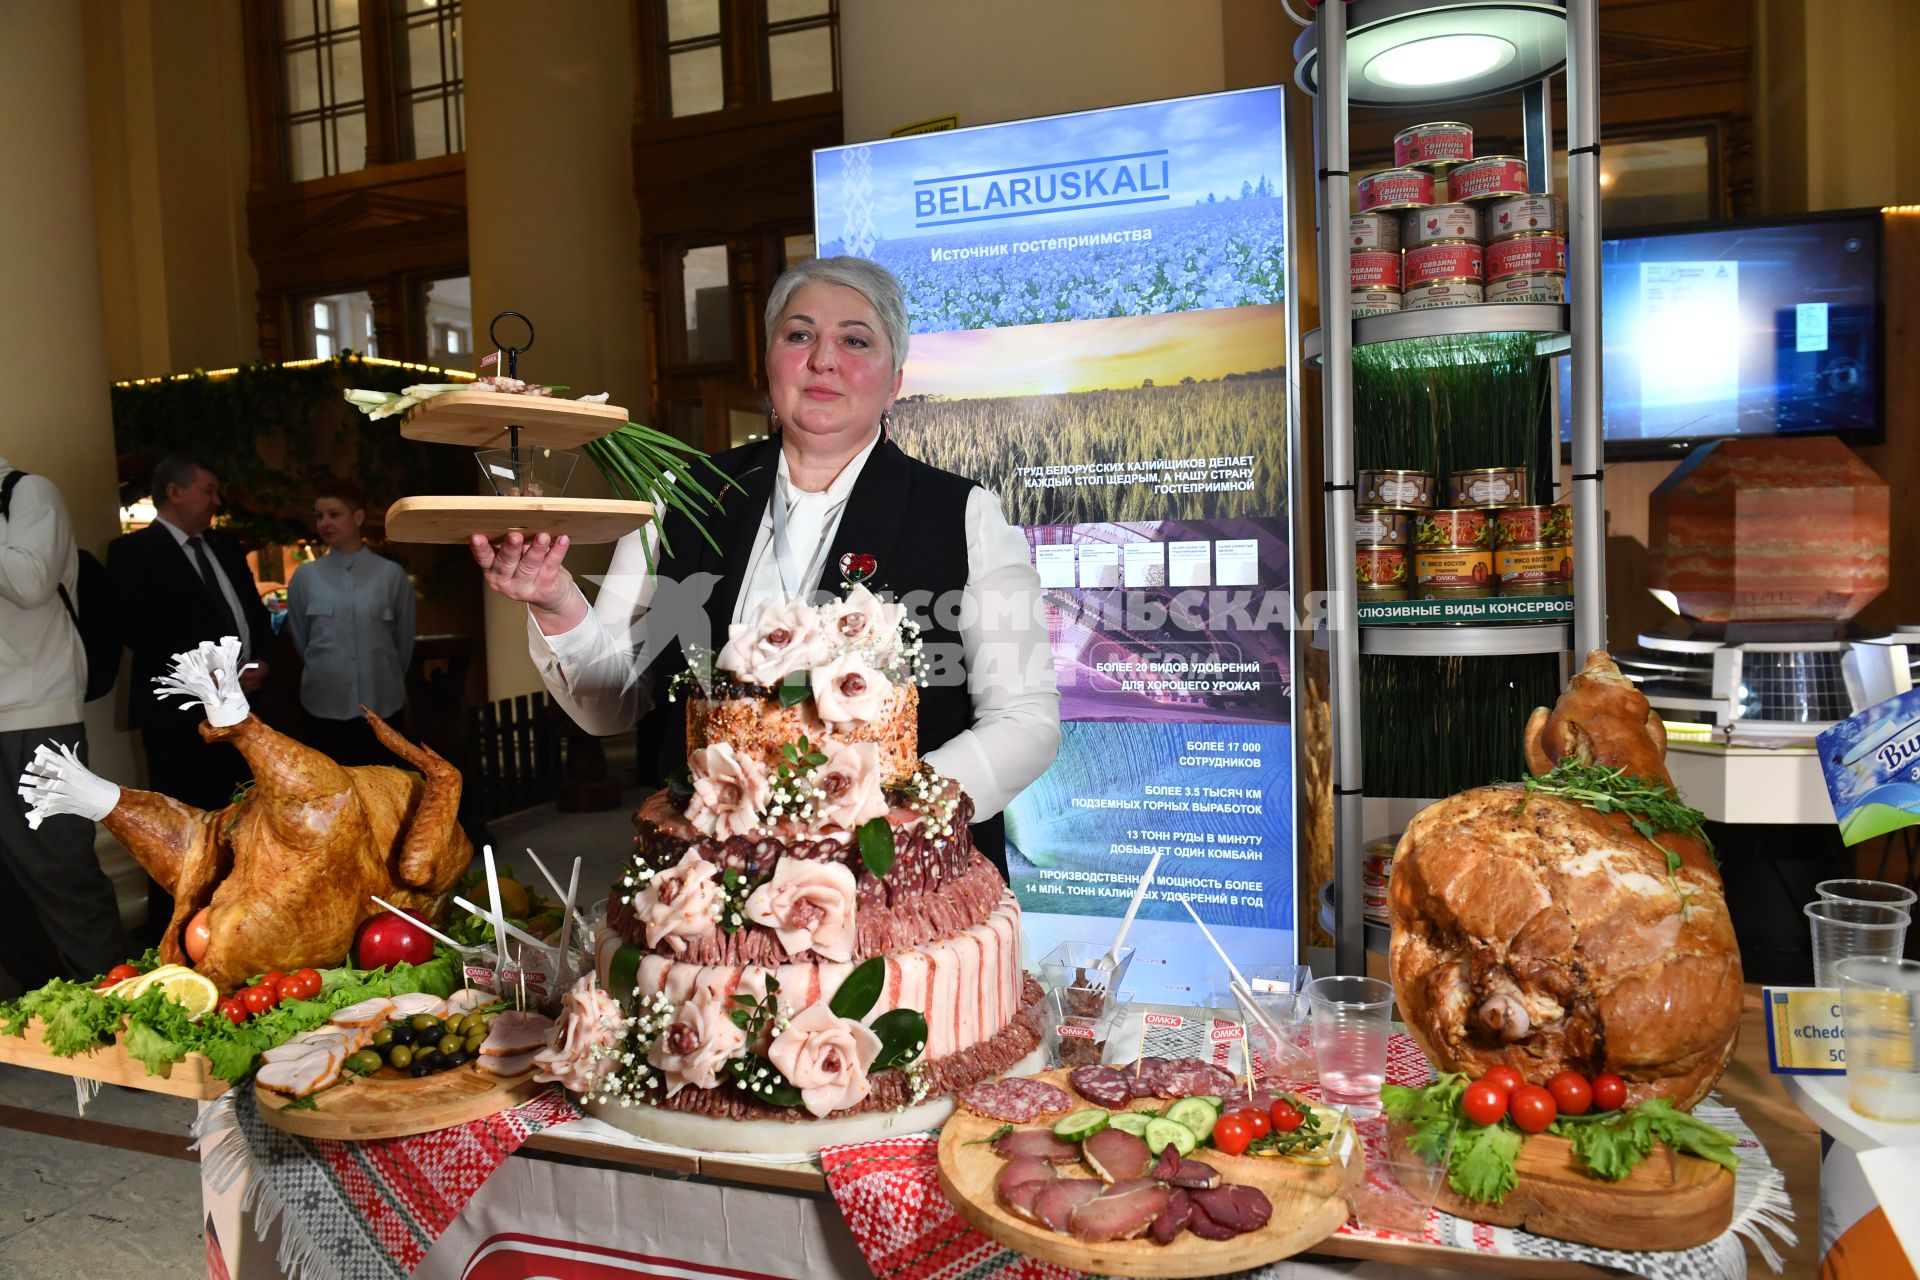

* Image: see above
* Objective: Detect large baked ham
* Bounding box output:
[1389,650,1742,1109]
[20,639,471,988]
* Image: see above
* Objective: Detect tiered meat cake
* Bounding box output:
[593,587,1044,1131]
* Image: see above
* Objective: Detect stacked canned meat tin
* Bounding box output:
[1354,465,1573,600]
[1349,121,1566,313]
[1363,835,1398,927]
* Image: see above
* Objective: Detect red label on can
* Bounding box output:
[1406,203,1480,246]
[1450,156,1529,201]
[1405,241,1484,286]
[1357,168,1434,211]
[1490,195,1565,239]
[1395,122,1473,168]
[1488,234,1567,277]
[1350,250,1402,290]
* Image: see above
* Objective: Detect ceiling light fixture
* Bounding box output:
[1294,0,1568,108]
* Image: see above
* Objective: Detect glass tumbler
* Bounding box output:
[1837,956,1920,1123]
[1309,975,1394,1116]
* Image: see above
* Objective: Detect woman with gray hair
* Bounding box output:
[470,257,1059,873]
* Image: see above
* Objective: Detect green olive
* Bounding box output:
[442,1013,465,1037]
[371,1026,395,1048]
[438,1034,464,1057]
[387,1044,414,1069]
[465,1030,486,1053]
[345,1050,382,1075]
[409,1014,441,1033]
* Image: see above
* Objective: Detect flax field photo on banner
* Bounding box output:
[815,86,1297,1001]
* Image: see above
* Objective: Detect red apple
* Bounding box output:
[353,910,434,970]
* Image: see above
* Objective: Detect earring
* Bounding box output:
[880,409,893,434]
[767,408,781,435]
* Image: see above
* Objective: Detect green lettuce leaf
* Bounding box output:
[1448,1122,1523,1204]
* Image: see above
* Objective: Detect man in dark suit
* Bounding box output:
[108,454,271,939]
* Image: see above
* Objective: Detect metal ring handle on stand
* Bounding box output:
[488,311,535,379]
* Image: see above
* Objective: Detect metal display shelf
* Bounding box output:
[1307,0,1603,972]
[1301,303,1569,367]
[1359,595,1572,626]
[1361,622,1571,657]
[1317,884,1391,956]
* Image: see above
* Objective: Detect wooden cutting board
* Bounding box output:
[0,1021,229,1100]
[1416,1127,1734,1252]
[385,495,653,545]
[399,390,630,448]
[936,1069,1362,1278]
[256,1065,544,1141]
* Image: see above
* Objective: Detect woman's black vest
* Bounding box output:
[635,434,1006,872]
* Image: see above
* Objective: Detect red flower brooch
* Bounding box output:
[839,552,878,585]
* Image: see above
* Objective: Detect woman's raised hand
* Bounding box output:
[469,531,586,633]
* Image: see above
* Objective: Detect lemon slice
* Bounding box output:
[112,964,192,1000]
[153,971,220,1019]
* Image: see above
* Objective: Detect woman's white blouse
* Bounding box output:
[527,446,1060,823]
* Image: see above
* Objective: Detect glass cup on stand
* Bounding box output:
[1836,956,1920,1123]
[1805,900,1909,989]
[1308,975,1395,1116]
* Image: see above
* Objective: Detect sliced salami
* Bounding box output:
[959,1078,1073,1123]
[1127,1057,1175,1099]
[1068,1064,1137,1109]
[1150,1057,1239,1100]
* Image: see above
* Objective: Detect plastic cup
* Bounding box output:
[475,447,578,498]
[1819,879,1917,917]
[1039,986,1132,1071]
[1806,900,1909,989]
[1837,956,1920,1123]
[1036,941,1135,1020]
[1351,1113,1454,1237]
[1309,975,1394,1116]
[1238,964,1316,1083]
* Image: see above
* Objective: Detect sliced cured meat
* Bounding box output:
[256,1042,345,1097]
[1068,1064,1135,1109]
[995,1156,1058,1203]
[330,997,396,1029]
[1166,1157,1222,1190]
[1150,1146,1181,1182]
[958,1077,1071,1123]
[1102,1177,1164,1197]
[1149,1187,1192,1245]
[1000,1176,1053,1225]
[1150,1057,1238,1100]
[1186,1195,1237,1241]
[389,992,448,1019]
[1069,1183,1169,1243]
[1191,1185,1272,1234]
[991,1128,1080,1164]
[1128,1057,1174,1099]
[480,1009,555,1056]
[477,1046,542,1077]
[446,988,493,1016]
[1032,1179,1104,1233]
[1082,1127,1152,1183]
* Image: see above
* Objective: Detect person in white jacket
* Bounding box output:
[0,458,129,988]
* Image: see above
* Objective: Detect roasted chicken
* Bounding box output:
[1389,650,1742,1109]
[20,639,471,988]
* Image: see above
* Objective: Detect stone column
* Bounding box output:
[462,1,650,700]
[0,0,137,780]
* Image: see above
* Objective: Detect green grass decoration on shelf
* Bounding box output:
[1352,334,1552,492]
[1360,653,1563,799]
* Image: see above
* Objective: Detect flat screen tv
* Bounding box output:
[1559,209,1883,457]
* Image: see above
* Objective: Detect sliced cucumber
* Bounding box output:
[1052,1108,1110,1142]
[1163,1096,1220,1145]
[1196,1095,1224,1110]
[1107,1111,1153,1137]
[1143,1116,1198,1158]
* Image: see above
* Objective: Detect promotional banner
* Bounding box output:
[815,87,1296,1002]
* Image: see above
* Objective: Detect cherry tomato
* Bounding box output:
[1462,1079,1509,1126]
[1233,1107,1270,1140]
[1590,1072,1628,1112]
[240,983,280,1017]
[1270,1099,1305,1132]
[1547,1070,1593,1116]
[218,997,248,1026]
[1212,1113,1254,1156]
[106,963,140,983]
[1509,1084,1558,1134]
[1480,1065,1525,1098]
[261,971,287,996]
[280,968,322,1002]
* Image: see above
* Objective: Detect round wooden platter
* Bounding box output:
[1413,1127,1734,1252]
[399,389,630,449]
[936,1069,1364,1278]
[256,1065,545,1142]
[386,495,654,545]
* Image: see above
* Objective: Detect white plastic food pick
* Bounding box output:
[368,895,481,959]
[481,844,509,977]
[524,847,593,941]
[1100,846,1164,971]
[1179,897,1289,1048]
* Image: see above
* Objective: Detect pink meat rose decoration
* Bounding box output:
[534,975,624,1094]
[824,585,905,664]
[647,986,746,1096]
[766,997,882,1118]
[810,739,889,833]
[633,848,720,954]
[743,856,860,961]
[685,742,771,840]
[809,652,893,730]
[716,599,828,687]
